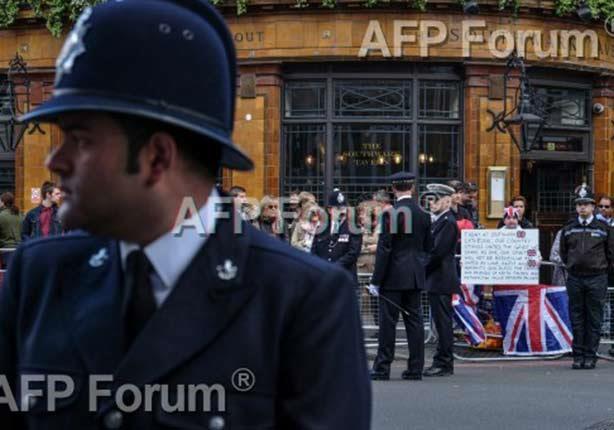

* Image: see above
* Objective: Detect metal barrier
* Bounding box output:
[603,287,614,344]
[357,273,434,348]
[357,270,614,356]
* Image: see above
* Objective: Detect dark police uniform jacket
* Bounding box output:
[311,218,362,281]
[425,211,460,295]
[560,216,614,276]
[371,197,433,290]
[0,214,370,429]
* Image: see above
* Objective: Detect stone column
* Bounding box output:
[592,77,614,196]
[229,64,281,200]
[464,64,520,227]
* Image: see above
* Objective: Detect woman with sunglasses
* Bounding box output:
[255,195,287,240]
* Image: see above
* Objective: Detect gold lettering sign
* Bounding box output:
[338,143,402,166]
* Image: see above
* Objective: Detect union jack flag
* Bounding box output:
[452,284,486,346]
[493,285,573,356]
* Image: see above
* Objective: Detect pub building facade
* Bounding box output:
[1,0,614,257]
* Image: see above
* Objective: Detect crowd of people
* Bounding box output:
[3,176,614,372]
[230,178,614,374]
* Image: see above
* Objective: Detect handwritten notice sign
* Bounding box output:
[461,229,540,285]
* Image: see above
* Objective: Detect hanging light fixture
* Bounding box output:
[0,54,34,152]
[487,52,544,153]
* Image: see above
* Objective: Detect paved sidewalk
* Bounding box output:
[370,346,614,430]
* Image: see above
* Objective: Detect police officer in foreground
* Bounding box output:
[0,1,371,428]
[560,184,614,370]
[311,189,362,282]
[369,172,433,381]
[423,184,460,377]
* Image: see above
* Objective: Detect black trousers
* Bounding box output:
[428,292,454,370]
[373,289,424,375]
[566,273,607,360]
[370,295,379,326]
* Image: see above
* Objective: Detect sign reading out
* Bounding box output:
[461,229,540,285]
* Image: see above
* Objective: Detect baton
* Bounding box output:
[363,285,410,316]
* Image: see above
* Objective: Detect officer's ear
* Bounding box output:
[140,131,177,186]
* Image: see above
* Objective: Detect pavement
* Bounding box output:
[369,345,614,430]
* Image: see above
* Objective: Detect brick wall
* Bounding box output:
[592,77,614,197]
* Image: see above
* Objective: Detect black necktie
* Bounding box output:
[582,221,588,227]
[124,249,157,351]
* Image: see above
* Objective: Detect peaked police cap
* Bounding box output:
[389,171,416,185]
[20,0,253,171]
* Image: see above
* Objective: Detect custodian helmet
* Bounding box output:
[20,0,253,171]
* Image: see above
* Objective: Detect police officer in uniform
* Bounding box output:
[423,184,459,377]
[369,172,433,380]
[311,189,362,282]
[560,184,614,370]
[0,1,371,428]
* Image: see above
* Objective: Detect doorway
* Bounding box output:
[521,160,588,282]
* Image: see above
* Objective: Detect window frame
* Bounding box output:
[281,64,463,202]
[522,79,592,162]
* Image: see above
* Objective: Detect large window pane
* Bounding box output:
[281,75,463,202]
[534,87,588,127]
[334,80,411,118]
[418,125,460,182]
[332,124,411,202]
[282,124,326,199]
[284,81,326,118]
[419,81,460,119]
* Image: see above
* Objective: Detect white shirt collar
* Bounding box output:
[578,215,594,225]
[433,209,450,223]
[120,188,218,291]
[396,195,412,202]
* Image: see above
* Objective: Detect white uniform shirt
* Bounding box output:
[119,188,218,307]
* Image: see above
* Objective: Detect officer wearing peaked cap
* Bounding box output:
[311,189,362,283]
[0,1,370,428]
[369,172,433,381]
[560,183,614,370]
[422,183,459,377]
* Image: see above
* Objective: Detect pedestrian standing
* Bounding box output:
[290,200,321,252]
[447,180,473,224]
[369,172,433,381]
[311,189,362,282]
[422,184,459,377]
[560,184,614,369]
[0,1,370,427]
[596,195,614,226]
[358,200,381,328]
[550,229,568,287]
[254,195,286,240]
[229,185,250,221]
[0,192,21,268]
[500,206,522,230]
[595,195,614,357]
[497,196,534,229]
[462,181,481,228]
[21,180,62,241]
